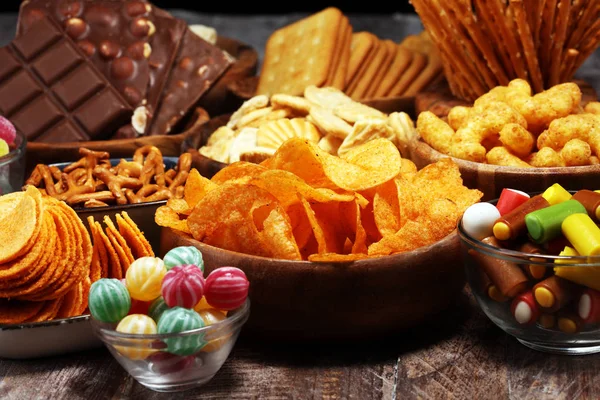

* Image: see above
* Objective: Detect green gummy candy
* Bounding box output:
[525,199,587,243]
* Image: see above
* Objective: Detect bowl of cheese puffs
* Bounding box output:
[410,79,600,201]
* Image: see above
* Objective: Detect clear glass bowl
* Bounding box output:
[91,299,250,392]
[0,130,26,195]
[459,209,600,355]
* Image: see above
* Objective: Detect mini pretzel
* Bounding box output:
[63,148,109,173]
[67,191,115,206]
[51,168,95,202]
[139,147,166,186]
[125,185,173,204]
[114,160,142,178]
[93,166,143,205]
[84,199,110,208]
[168,152,192,192]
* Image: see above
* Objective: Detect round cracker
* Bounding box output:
[56,285,80,319]
[79,276,91,315]
[104,215,134,271]
[95,221,122,279]
[0,190,39,264]
[0,299,45,324]
[25,297,64,323]
[88,216,109,279]
[116,213,154,259]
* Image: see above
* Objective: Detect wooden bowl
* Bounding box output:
[410,139,600,201]
[160,227,465,341]
[25,37,258,170]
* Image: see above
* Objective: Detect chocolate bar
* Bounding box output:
[147,29,234,136]
[0,18,132,142]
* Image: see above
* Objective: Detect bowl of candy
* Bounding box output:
[89,249,250,392]
[460,184,600,355]
[0,117,27,195]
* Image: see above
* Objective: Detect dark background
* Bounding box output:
[0,1,417,14]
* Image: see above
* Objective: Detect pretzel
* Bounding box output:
[63,148,109,173]
[125,185,173,204]
[93,166,143,205]
[84,199,110,208]
[168,153,192,192]
[139,147,166,186]
[67,191,115,206]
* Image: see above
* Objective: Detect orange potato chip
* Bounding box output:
[95,220,122,280]
[259,208,301,260]
[339,200,368,254]
[299,198,347,255]
[184,168,217,209]
[263,138,401,191]
[0,299,45,324]
[89,216,109,279]
[373,179,401,237]
[249,169,355,208]
[287,203,313,250]
[308,253,369,263]
[360,201,383,244]
[56,284,81,319]
[166,198,193,216]
[211,161,268,184]
[104,216,135,274]
[117,212,154,259]
[155,206,192,234]
[79,276,91,315]
[26,297,64,323]
[0,189,39,264]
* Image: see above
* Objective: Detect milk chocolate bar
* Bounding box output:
[147,28,234,136]
[0,18,132,142]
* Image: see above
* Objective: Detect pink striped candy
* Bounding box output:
[205,267,249,311]
[161,265,205,308]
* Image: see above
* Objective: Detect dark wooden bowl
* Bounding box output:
[410,139,600,202]
[160,227,465,341]
[25,37,258,170]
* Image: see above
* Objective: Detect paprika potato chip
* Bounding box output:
[373,179,401,237]
[184,168,217,209]
[155,206,192,234]
[211,162,268,184]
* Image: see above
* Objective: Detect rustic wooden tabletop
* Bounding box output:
[1,291,598,400]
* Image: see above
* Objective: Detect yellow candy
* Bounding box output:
[555,246,579,265]
[562,213,600,256]
[125,257,166,301]
[193,297,212,312]
[542,183,572,206]
[198,309,229,352]
[555,245,600,291]
[115,314,158,360]
[0,139,8,157]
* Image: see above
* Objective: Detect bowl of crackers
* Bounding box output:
[159,137,483,339]
[411,79,600,201]
[184,85,418,179]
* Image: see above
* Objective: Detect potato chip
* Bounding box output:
[184,169,216,210]
[89,216,109,279]
[339,200,368,254]
[56,285,81,319]
[25,297,64,322]
[373,179,401,237]
[259,208,302,260]
[299,198,346,255]
[0,299,45,324]
[0,190,38,264]
[79,276,91,315]
[211,161,268,184]
[263,138,401,191]
[287,203,313,250]
[105,218,135,277]
[118,212,154,258]
[155,206,192,234]
[95,220,122,280]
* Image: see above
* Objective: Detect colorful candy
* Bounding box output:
[525,200,587,243]
[496,188,530,216]
[128,299,151,316]
[157,307,206,356]
[126,257,167,301]
[493,195,550,241]
[148,351,195,374]
[557,312,583,334]
[148,297,169,322]
[161,265,206,308]
[205,267,250,310]
[163,246,204,273]
[462,203,500,240]
[0,139,8,157]
[533,275,577,312]
[198,309,229,352]
[572,190,600,221]
[0,116,16,145]
[578,288,600,324]
[115,314,158,360]
[541,183,572,206]
[517,242,547,280]
[511,291,539,325]
[89,279,131,323]
[562,213,600,256]
[554,246,600,291]
[538,313,556,329]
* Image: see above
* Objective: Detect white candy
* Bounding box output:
[462,203,501,240]
[579,293,592,320]
[514,301,532,324]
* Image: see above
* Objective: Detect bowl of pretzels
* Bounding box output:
[24,146,193,249]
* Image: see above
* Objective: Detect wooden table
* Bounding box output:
[2,291,599,400]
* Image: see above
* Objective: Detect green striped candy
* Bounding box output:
[163,246,204,273]
[89,279,131,323]
[157,307,206,356]
[148,297,169,322]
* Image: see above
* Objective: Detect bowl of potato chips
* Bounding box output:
[157,137,483,339]
[412,79,600,201]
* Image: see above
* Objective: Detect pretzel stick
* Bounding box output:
[67,191,115,206]
[567,0,587,45]
[473,0,516,77]
[125,185,173,204]
[84,199,110,208]
[532,0,546,51]
[139,148,165,186]
[539,0,558,84]
[509,0,544,92]
[523,0,538,38]
[114,160,142,178]
[560,48,580,82]
[24,165,43,187]
[447,0,509,85]
[548,0,571,86]
[572,21,600,76]
[566,0,600,50]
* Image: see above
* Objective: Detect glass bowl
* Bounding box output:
[0,130,26,195]
[459,204,600,355]
[91,299,250,392]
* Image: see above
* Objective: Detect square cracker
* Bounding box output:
[347,37,381,95]
[346,32,377,89]
[324,16,347,86]
[332,21,353,89]
[365,40,398,99]
[349,38,391,100]
[374,45,413,97]
[256,7,343,96]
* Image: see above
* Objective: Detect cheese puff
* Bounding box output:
[539,114,600,155]
[560,139,592,166]
[450,101,527,163]
[416,111,454,155]
[503,82,582,134]
[590,156,600,165]
[585,102,600,115]
[498,123,535,158]
[486,146,532,168]
[528,147,566,167]
[447,106,472,131]
[474,79,531,108]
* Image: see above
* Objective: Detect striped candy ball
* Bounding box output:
[157,307,206,356]
[126,257,167,301]
[161,265,205,308]
[163,246,204,273]
[204,267,249,311]
[148,297,169,323]
[115,314,158,360]
[89,279,131,323]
